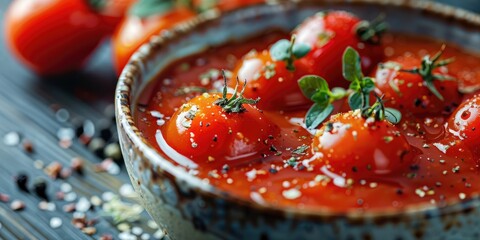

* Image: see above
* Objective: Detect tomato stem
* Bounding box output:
[399,44,456,101]
[215,71,259,113]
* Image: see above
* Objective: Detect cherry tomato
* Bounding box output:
[112,4,195,74]
[373,52,461,116]
[231,50,310,110]
[163,92,279,166]
[4,0,110,75]
[447,95,480,152]
[311,110,413,180]
[294,11,385,88]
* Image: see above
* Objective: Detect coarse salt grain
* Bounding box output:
[119,184,136,198]
[282,188,301,200]
[153,229,165,239]
[3,132,20,146]
[60,183,72,193]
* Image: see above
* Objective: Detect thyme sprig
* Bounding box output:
[361,94,402,124]
[400,45,455,101]
[215,71,259,113]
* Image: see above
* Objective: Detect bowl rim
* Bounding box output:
[115,0,480,221]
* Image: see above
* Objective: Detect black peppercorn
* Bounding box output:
[15,173,29,192]
[33,177,48,201]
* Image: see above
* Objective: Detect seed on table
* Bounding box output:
[0,193,10,202]
[60,183,72,193]
[90,195,102,206]
[88,138,106,158]
[104,143,122,161]
[75,197,91,213]
[33,177,49,200]
[14,172,29,192]
[38,201,56,211]
[141,233,151,240]
[153,229,165,239]
[82,120,95,138]
[44,162,62,179]
[64,192,77,202]
[99,234,113,240]
[50,217,63,229]
[33,159,44,169]
[119,231,136,240]
[132,226,143,235]
[22,139,34,153]
[55,108,70,123]
[60,168,72,179]
[62,203,76,213]
[82,227,97,235]
[71,157,84,175]
[10,200,25,211]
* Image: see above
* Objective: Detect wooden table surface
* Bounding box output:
[0,1,162,239]
[0,0,478,240]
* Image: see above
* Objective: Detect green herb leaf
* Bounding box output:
[298,75,329,99]
[292,43,311,59]
[270,35,311,72]
[129,0,175,18]
[342,47,363,82]
[348,92,363,110]
[305,103,334,129]
[270,40,291,61]
[363,77,376,93]
[215,71,259,113]
[385,108,402,124]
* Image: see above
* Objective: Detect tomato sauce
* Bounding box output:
[135,32,480,213]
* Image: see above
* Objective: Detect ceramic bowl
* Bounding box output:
[115,1,480,239]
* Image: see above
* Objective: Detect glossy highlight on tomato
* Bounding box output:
[447,95,480,153]
[163,92,280,167]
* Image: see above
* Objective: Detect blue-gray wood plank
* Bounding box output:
[0,0,156,239]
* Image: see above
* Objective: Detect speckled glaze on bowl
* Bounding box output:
[115,1,480,239]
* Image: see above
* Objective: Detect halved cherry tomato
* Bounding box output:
[447,95,480,152]
[163,92,279,166]
[373,49,461,116]
[4,0,111,75]
[112,1,196,74]
[311,110,413,181]
[294,11,385,88]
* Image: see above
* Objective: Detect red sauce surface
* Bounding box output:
[135,32,480,213]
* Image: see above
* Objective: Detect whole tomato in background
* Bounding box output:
[112,0,265,75]
[112,0,196,74]
[4,0,135,75]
